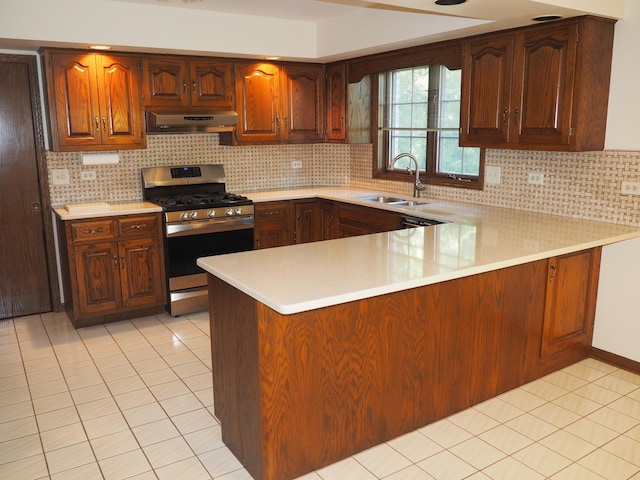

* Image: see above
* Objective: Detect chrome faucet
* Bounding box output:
[388,153,427,198]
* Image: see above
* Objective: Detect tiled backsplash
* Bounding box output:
[47,134,640,227]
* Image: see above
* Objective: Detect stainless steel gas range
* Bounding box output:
[141,164,254,316]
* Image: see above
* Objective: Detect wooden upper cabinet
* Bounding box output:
[142,56,233,108]
[460,33,514,146]
[42,49,145,151]
[283,64,324,143]
[234,61,324,144]
[235,62,281,144]
[460,16,615,151]
[325,62,347,142]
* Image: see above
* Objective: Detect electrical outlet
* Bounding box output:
[621,181,640,195]
[485,166,501,185]
[80,170,97,181]
[291,160,303,169]
[51,168,70,186]
[527,172,544,185]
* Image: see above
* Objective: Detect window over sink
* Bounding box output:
[374,64,484,190]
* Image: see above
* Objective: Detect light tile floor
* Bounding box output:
[1,311,640,479]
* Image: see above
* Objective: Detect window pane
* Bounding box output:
[379,65,481,183]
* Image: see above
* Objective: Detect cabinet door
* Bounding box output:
[142,56,190,107]
[235,62,281,143]
[189,59,234,108]
[96,54,145,148]
[320,200,338,240]
[45,51,102,149]
[513,23,577,147]
[294,200,321,244]
[541,248,601,359]
[283,64,324,143]
[325,63,347,142]
[254,201,293,249]
[460,33,514,146]
[74,242,121,315]
[119,237,165,308]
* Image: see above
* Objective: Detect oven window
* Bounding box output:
[166,229,254,278]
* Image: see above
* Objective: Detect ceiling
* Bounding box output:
[113,0,624,24]
[0,0,627,62]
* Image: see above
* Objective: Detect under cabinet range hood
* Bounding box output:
[146,110,238,134]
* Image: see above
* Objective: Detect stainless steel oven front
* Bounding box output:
[163,206,254,316]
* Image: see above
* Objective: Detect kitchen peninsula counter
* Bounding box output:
[198,188,640,315]
[197,189,640,480]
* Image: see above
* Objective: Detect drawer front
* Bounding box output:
[118,215,160,237]
[254,201,291,224]
[70,219,116,242]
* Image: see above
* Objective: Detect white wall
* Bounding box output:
[605,0,640,150]
[593,237,640,362]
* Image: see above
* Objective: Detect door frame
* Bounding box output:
[1,53,61,311]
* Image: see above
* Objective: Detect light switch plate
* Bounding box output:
[51,169,70,186]
[485,166,501,185]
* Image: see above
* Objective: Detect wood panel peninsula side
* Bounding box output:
[197,195,640,480]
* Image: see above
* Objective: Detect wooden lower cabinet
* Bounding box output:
[254,201,293,249]
[335,201,401,237]
[540,248,602,368]
[294,200,321,244]
[208,247,601,480]
[58,213,166,327]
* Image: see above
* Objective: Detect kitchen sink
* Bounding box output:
[359,195,428,207]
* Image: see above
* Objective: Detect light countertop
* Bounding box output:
[198,187,640,315]
[54,201,162,220]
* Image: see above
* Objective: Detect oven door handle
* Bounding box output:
[166,216,254,238]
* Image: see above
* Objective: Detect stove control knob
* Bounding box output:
[189,211,198,219]
[234,207,243,215]
[180,212,189,220]
[225,208,234,216]
[207,210,216,218]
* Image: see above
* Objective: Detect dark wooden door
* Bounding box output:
[235,62,281,143]
[513,23,577,147]
[97,54,145,148]
[325,62,347,142]
[0,56,53,318]
[44,51,102,149]
[283,64,324,143]
[119,238,164,308]
[74,242,121,315]
[189,59,234,108]
[460,32,514,146]
[294,200,320,244]
[142,56,190,107]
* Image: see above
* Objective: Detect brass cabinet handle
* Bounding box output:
[183,80,188,93]
[112,254,118,267]
[82,227,104,235]
[192,80,196,92]
[514,107,520,127]
[264,210,280,216]
[102,116,107,132]
[128,223,147,230]
[549,262,557,282]
[95,116,100,132]
[502,108,509,126]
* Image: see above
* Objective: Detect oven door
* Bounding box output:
[164,221,254,316]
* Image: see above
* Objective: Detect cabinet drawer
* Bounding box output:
[118,215,159,237]
[70,220,116,242]
[254,202,291,224]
